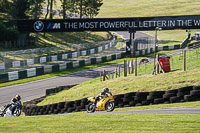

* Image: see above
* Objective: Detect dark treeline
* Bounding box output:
[0,0,103,41]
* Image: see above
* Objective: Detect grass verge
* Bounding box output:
[0,113,199,133]
[115,101,200,111]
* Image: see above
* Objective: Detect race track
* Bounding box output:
[57,107,200,115]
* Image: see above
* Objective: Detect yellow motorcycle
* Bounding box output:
[87,94,115,113]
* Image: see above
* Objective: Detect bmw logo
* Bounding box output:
[33,21,44,32]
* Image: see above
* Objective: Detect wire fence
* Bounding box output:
[100,47,200,81]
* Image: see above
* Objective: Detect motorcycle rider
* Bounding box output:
[93,88,112,107]
[2,95,21,114]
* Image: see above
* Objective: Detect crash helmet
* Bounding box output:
[103,88,109,92]
[15,95,21,101]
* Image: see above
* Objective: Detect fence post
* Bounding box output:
[183,50,186,71]
[131,59,134,74]
[112,72,114,79]
[100,71,102,81]
[128,61,131,74]
[124,60,127,77]
[115,68,117,78]
[135,57,137,76]
[156,54,159,74]
[118,65,120,77]
[103,70,106,81]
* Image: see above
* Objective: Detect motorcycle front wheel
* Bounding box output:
[13,107,21,117]
[86,103,96,113]
[105,100,115,112]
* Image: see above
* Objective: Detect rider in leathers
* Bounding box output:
[93,88,112,107]
[2,95,21,114]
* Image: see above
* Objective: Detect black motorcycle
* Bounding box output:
[0,101,22,117]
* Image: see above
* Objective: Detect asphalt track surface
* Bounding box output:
[0,31,149,106]
[60,107,200,115]
[0,31,191,107]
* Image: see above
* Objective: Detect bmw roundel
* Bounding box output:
[33,21,44,32]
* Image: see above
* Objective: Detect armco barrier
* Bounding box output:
[22,86,200,116]
[0,39,122,72]
[0,52,126,83]
[134,44,181,57]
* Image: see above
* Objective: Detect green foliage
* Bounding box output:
[0,22,19,41]
[9,0,30,19]
[0,0,30,20]
[84,0,103,18]
[29,0,45,19]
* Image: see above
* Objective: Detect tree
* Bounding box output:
[29,0,45,19]
[0,0,30,20]
[9,0,30,19]
[60,0,76,19]
[49,0,57,19]
[84,0,103,18]
[72,0,103,19]
[0,22,19,41]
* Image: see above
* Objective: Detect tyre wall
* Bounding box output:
[22,86,200,116]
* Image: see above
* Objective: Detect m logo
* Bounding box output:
[33,21,44,32]
[47,23,61,29]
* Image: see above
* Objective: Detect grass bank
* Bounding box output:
[38,49,200,105]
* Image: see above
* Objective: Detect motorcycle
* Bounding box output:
[87,94,115,113]
[0,101,22,117]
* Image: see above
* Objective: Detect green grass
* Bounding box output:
[38,48,200,105]
[0,113,199,133]
[115,101,200,111]
[97,0,200,46]
[98,0,200,18]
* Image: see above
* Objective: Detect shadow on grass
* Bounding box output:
[159,40,180,44]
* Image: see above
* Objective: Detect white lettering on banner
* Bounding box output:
[27,59,34,65]
[40,57,46,63]
[51,55,57,61]
[8,71,18,81]
[81,51,87,56]
[62,18,200,30]
[27,68,36,77]
[98,47,102,52]
[72,52,77,58]
[53,23,61,29]
[194,20,200,26]
[90,49,95,54]
[12,61,20,67]
[0,63,5,70]
[62,54,68,59]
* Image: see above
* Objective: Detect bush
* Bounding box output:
[0,22,19,41]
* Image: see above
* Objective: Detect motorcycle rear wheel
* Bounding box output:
[87,103,95,113]
[106,101,115,112]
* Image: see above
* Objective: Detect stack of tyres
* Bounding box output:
[66,101,75,113]
[184,86,200,102]
[163,89,178,104]
[113,94,125,107]
[74,100,82,112]
[80,98,88,111]
[148,91,165,104]
[123,92,136,107]
[134,92,149,106]
[171,86,193,103]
